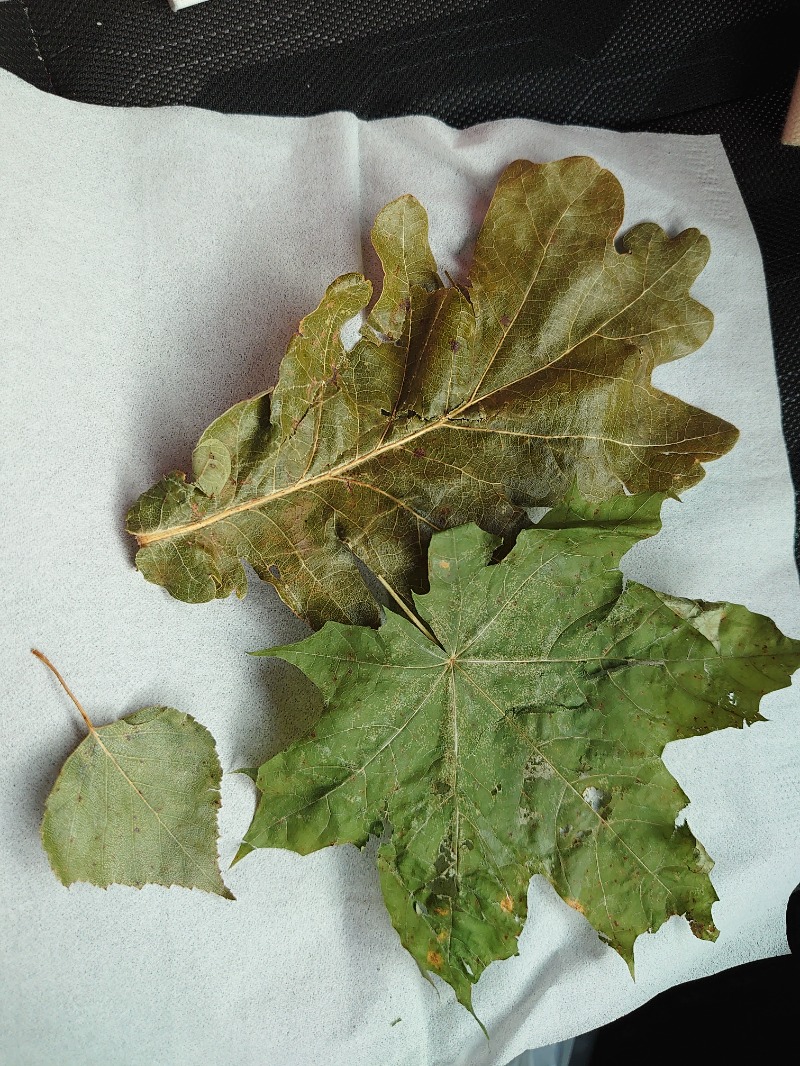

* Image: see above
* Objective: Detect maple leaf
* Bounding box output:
[127,157,737,630]
[36,652,232,898]
[236,491,800,1013]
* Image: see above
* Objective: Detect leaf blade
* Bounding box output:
[128,158,738,629]
[42,706,232,898]
[239,493,800,1009]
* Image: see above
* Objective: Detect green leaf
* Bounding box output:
[127,157,737,630]
[37,653,232,899]
[237,491,800,1013]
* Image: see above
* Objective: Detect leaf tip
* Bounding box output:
[233,766,259,783]
[230,843,252,868]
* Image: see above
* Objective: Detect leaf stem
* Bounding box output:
[32,649,97,734]
[375,576,443,649]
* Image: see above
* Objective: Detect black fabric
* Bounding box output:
[588,954,800,1064]
[0,2,52,92]
[0,1,793,121]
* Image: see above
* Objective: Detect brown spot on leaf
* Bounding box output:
[426,950,443,969]
[433,905,450,917]
[690,918,718,939]
[565,898,585,914]
[413,448,426,459]
[500,894,514,914]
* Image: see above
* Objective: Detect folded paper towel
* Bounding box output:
[1,68,798,1066]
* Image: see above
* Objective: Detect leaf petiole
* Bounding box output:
[32,649,97,735]
[375,574,443,649]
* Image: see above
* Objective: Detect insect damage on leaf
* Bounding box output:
[127,157,738,630]
[35,651,233,899]
[235,490,800,1015]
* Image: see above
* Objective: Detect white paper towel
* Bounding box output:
[1,69,799,1066]
[169,0,211,11]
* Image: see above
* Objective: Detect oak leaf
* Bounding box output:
[128,157,737,629]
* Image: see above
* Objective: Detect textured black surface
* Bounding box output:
[1,6,799,1048]
[589,953,800,1065]
[0,1,793,120]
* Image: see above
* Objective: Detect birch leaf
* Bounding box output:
[37,653,232,899]
[128,157,737,630]
[237,491,800,1013]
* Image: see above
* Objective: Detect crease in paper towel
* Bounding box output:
[1,69,799,1066]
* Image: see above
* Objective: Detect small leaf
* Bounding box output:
[36,652,232,898]
[128,157,737,630]
[237,491,800,1013]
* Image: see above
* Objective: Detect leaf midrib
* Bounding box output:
[87,718,221,892]
[134,360,650,549]
[135,232,701,549]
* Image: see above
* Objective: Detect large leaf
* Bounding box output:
[37,653,232,898]
[128,157,737,630]
[237,492,800,1012]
